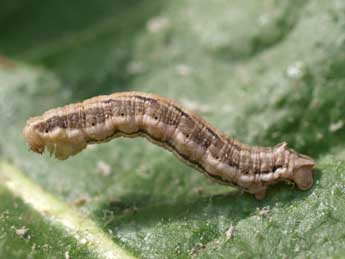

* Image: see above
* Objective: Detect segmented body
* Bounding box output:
[23,92,315,199]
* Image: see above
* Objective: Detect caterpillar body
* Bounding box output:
[23,91,315,199]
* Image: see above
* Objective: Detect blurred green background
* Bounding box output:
[1,1,345,258]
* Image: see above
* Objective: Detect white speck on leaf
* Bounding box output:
[258,13,271,26]
[15,226,28,237]
[97,160,112,176]
[329,120,344,132]
[147,16,170,33]
[286,61,305,79]
[225,225,234,240]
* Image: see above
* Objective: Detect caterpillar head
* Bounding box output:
[23,114,87,160]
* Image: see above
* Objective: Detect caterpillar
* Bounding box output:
[23,91,315,200]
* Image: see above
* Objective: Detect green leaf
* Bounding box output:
[1,1,345,258]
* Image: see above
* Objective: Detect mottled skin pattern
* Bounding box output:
[23,92,315,199]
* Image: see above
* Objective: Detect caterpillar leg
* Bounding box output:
[254,189,267,200]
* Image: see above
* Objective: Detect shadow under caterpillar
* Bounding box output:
[23,91,315,200]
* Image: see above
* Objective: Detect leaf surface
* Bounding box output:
[1,1,345,258]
